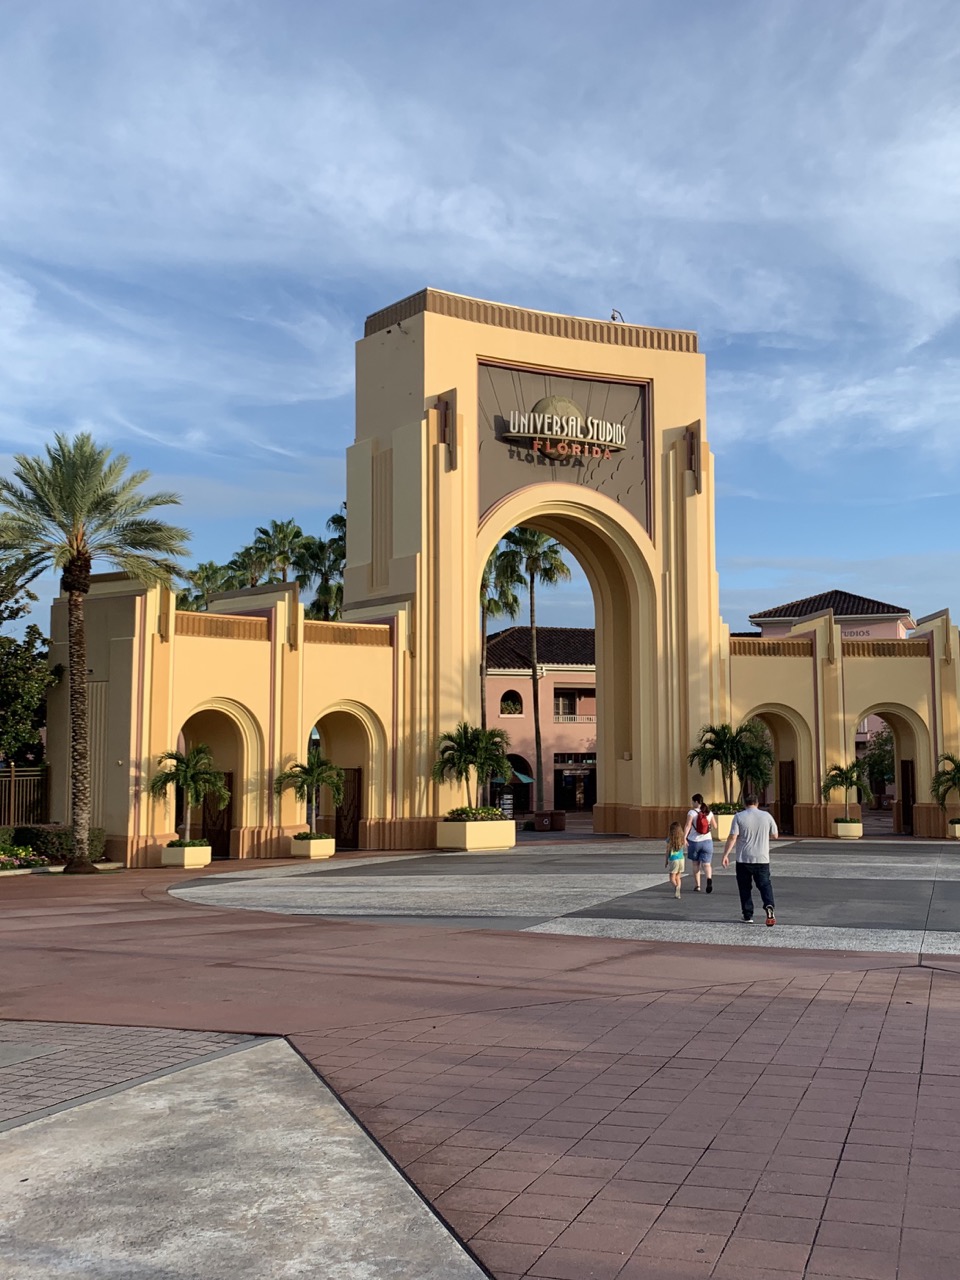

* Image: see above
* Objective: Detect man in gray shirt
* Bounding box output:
[721,793,778,926]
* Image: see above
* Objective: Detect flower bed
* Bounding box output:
[0,845,51,871]
[442,806,506,822]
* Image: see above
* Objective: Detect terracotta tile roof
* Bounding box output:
[749,589,911,622]
[487,626,595,669]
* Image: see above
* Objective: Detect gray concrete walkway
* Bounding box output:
[0,1037,485,1279]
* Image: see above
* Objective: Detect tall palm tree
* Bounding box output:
[224,543,272,590]
[688,723,740,804]
[931,753,960,811]
[0,432,188,872]
[503,527,572,809]
[295,535,343,621]
[733,719,775,801]
[274,748,345,832]
[326,504,346,573]
[148,744,230,842]
[480,544,524,731]
[255,519,304,583]
[432,723,511,810]
[821,761,874,819]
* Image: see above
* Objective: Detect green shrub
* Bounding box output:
[0,827,12,845]
[293,831,333,840]
[444,806,508,822]
[12,825,107,863]
[166,839,210,848]
[0,845,50,870]
[711,802,738,815]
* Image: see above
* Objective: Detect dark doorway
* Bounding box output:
[900,759,916,835]
[778,760,796,836]
[336,767,362,849]
[553,767,597,812]
[201,771,234,860]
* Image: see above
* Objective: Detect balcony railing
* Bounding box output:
[554,714,597,723]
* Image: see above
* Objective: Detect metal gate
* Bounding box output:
[336,768,362,850]
[201,771,234,860]
[778,760,796,836]
[899,759,916,835]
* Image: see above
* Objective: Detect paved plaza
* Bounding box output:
[3,839,960,1279]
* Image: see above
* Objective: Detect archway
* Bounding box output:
[478,487,658,834]
[744,704,816,836]
[177,703,253,858]
[313,702,387,850]
[849,704,932,836]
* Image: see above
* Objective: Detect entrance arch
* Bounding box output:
[177,697,266,857]
[848,703,932,836]
[478,485,659,833]
[313,701,387,849]
[744,703,815,836]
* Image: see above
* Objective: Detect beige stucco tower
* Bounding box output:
[343,289,727,838]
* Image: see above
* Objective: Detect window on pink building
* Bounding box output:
[500,690,524,715]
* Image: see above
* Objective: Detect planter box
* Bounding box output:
[834,822,863,840]
[714,814,734,840]
[436,819,517,852]
[161,844,212,869]
[290,836,337,859]
[948,824,960,840]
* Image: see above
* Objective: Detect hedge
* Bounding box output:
[11,825,107,863]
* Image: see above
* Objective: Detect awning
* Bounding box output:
[510,770,535,784]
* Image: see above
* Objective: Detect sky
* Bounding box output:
[1,0,959,633]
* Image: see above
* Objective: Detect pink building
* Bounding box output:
[486,627,596,813]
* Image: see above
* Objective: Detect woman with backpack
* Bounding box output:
[683,793,717,893]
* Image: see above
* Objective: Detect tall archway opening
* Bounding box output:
[178,708,241,859]
[478,490,658,836]
[746,706,815,837]
[312,704,387,850]
[851,705,929,836]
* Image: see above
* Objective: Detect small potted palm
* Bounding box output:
[821,762,873,839]
[274,749,345,857]
[930,753,960,839]
[149,745,230,867]
[433,722,516,851]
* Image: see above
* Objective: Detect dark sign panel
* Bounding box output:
[478,363,649,531]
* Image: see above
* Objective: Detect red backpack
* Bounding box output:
[695,810,710,835]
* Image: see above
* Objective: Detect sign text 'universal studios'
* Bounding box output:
[505,396,627,460]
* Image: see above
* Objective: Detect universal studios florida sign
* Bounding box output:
[505,394,627,460]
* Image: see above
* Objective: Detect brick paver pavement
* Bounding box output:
[3,864,960,1278]
[0,1020,252,1127]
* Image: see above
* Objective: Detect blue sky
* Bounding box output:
[2,0,959,632]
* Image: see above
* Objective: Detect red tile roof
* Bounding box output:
[749,589,911,622]
[486,626,595,669]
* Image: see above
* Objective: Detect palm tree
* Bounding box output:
[224,543,272,590]
[148,744,230,842]
[503,527,572,809]
[688,720,775,805]
[326,504,346,574]
[821,761,874,819]
[0,433,188,873]
[432,723,511,810]
[176,560,230,612]
[274,748,345,832]
[931,753,960,811]
[480,544,524,730]
[296,536,343,621]
[255,519,304,583]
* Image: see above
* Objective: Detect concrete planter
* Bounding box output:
[948,824,960,840]
[834,821,863,840]
[290,836,337,859]
[714,814,734,840]
[161,844,212,869]
[436,819,516,852]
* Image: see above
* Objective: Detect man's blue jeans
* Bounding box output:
[736,862,775,919]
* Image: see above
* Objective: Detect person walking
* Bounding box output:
[665,820,685,899]
[721,793,778,925]
[683,793,717,893]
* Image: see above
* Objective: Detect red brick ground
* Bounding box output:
[3,865,959,1279]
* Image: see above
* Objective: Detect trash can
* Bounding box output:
[550,810,567,831]
[533,811,551,831]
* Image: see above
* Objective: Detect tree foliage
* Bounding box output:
[0,625,58,763]
[432,723,512,811]
[821,761,875,819]
[0,433,188,871]
[148,745,230,843]
[931,753,960,811]
[861,725,895,790]
[274,748,345,833]
[688,720,775,804]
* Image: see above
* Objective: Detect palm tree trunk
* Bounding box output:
[467,772,474,810]
[310,785,317,833]
[64,589,96,873]
[529,574,544,811]
[480,602,489,804]
[184,798,192,842]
